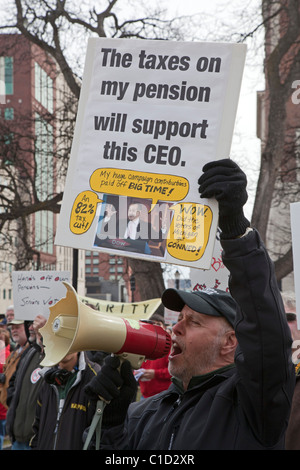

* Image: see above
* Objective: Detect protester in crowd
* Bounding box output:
[2,306,16,350]
[0,320,30,410]
[84,158,295,450]
[135,313,171,399]
[30,350,101,450]
[0,328,11,449]
[5,316,46,450]
[5,306,14,325]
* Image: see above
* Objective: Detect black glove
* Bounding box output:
[198,159,250,239]
[84,355,137,427]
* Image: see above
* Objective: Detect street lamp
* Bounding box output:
[175,270,180,289]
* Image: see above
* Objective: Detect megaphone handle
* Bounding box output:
[83,399,106,450]
[83,354,118,450]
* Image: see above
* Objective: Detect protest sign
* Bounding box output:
[55,38,247,269]
[190,228,230,292]
[12,271,71,320]
[291,202,300,327]
[78,294,161,320]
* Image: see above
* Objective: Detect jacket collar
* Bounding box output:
[171,363,236,394]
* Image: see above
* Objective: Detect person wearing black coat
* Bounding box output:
[30,351,100,450]
[85,159,295,450]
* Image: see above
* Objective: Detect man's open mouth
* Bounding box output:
[169,341,183,359]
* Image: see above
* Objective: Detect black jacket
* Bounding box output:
[30,352,100,450]
[101,229,295,450]
[6,343,44,444]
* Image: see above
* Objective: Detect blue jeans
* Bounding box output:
[0,419,6,450]
[11,441,31,450]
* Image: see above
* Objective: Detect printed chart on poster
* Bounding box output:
[55,38,247,269]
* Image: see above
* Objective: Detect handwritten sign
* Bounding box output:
[55,38,246,269]
[291,202,300,327]
[12,271,71,320]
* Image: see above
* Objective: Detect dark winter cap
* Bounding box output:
[161,288,237,327]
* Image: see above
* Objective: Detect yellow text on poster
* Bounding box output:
[167,202,213,261]
[90,168,189,209]
[70,191,103,234]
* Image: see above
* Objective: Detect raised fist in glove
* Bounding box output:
[84,355,137,427]
[198,159,250,239]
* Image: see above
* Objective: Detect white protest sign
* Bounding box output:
[190,229,230,292]
[291,202,300,327]
[55,38,246,269]
[12,271,71,320]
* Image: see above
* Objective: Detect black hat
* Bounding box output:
[161,288,237,327]
[149,313,165,325]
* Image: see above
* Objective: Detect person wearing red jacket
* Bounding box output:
[0,328,11,449]
[134,314,171,399]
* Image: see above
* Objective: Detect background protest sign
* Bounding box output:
[190,229,230,293]
[78,294,161,320]
[12,271,71,320]
[291,202,300,327]
[55,38,247,269]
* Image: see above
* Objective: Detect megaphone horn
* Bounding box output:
[40,282,171,367]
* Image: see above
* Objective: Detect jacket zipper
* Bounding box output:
[161,395,182,450]
[52,371,81,449]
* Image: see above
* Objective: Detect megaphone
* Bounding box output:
[40,282,171,368]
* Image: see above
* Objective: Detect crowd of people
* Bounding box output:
[0,158,299,450]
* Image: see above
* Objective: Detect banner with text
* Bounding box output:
[78,294,161,320]
[55,38,247,269]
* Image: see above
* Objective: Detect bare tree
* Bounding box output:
[252,0,300,280]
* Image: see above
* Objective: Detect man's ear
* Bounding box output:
[221,330,237,357]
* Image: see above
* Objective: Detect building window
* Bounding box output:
[35,62,53,113]
[0,57,13,96]
[4,107,13,120]
[34,114,54,254]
